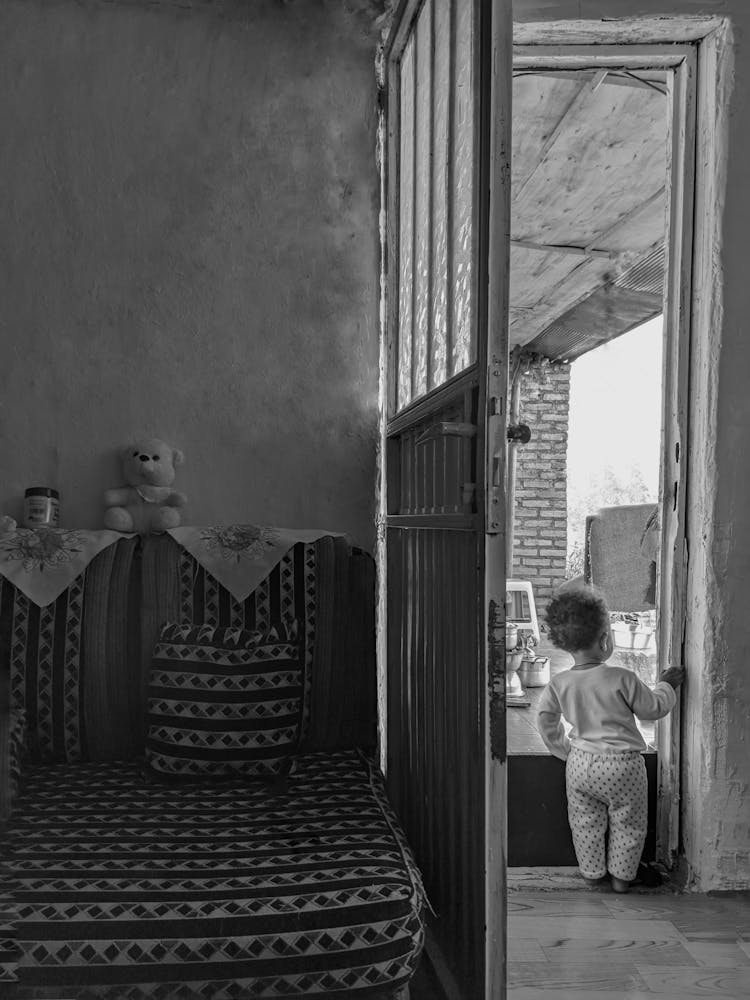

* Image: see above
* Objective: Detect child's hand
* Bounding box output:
[659,665,686,689]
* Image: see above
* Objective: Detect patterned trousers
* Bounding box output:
[565,748,648,881]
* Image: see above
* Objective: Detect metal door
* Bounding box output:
[381,1,511,995]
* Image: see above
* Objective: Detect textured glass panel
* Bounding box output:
[412,1,433,402]
[430,0,450,390]
[451,0,475,375]
[398,36,416,411]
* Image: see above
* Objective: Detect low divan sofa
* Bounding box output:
[0,531,425,999]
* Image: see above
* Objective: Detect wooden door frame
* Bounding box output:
[511,16,728,869]
[484,2,512,995]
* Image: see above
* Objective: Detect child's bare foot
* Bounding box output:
[610,876,631,893]
[581,873,607,887]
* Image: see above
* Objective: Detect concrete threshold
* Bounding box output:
[508,866,680,894]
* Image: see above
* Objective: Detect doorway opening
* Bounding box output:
[566,316,665,747]
[504,47,693,871]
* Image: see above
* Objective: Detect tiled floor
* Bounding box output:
[508,634,656,754]
[411,885,750,998]
[411,636,727,997]
[507,885,750,998]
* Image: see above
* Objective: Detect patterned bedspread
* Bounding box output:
[0,751,425,998]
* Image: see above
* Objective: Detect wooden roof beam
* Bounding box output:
[617,70,668,95]
[511,239,617,260]
[513,68,668,94]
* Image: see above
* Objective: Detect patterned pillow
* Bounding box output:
[145,622,302,778]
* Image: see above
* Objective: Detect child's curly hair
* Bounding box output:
[545,587,610,652]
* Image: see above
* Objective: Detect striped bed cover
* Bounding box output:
[0,534,416,996]
[0,749,425,998]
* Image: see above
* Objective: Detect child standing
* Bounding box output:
[537,587,684,893]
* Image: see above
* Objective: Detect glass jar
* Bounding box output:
[23,488,60,528]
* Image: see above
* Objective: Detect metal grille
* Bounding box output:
[387,526,483,994]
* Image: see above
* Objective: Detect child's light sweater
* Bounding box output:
[536,662,676,761]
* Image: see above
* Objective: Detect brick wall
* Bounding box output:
[511,361,571,619]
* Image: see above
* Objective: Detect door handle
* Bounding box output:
[507,423,532,444]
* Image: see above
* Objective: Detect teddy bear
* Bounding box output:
[104,438,187,534]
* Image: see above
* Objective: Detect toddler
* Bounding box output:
[537,586,684,893]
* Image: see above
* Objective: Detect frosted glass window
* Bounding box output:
[431,0,450,389]
[394,0,477,413]
[451,0,475,377]
[413,1,433,401]
[398,35,416,412]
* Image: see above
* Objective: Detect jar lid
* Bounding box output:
[25,487,59,499]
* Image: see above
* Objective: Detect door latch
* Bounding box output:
[507,423,531,444]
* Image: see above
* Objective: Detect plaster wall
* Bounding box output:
[0,0,382,548]
[515,0,750,891]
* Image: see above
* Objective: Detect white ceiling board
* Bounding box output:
[511,73,586,186]
[508,68,669,355]
[511,84,668,248]
[509,245,583,308]
[591,193,666,254]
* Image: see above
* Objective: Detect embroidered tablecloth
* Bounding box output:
[0,525,350,609]
[167,525,348,602]
[0,529,132,608]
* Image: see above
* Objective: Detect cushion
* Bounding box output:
[145,622,302,779]
[175,539,319,742]
[138,535,377,756]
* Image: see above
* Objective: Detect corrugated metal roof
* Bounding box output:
[524,283,663,362]
[614,245,666,295]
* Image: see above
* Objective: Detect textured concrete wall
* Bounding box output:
[0,0,382,548]
[681,18,749,892]
[511,364,570,617]
[516,0,749,891]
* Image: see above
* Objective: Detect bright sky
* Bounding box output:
[567,315,664,498]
